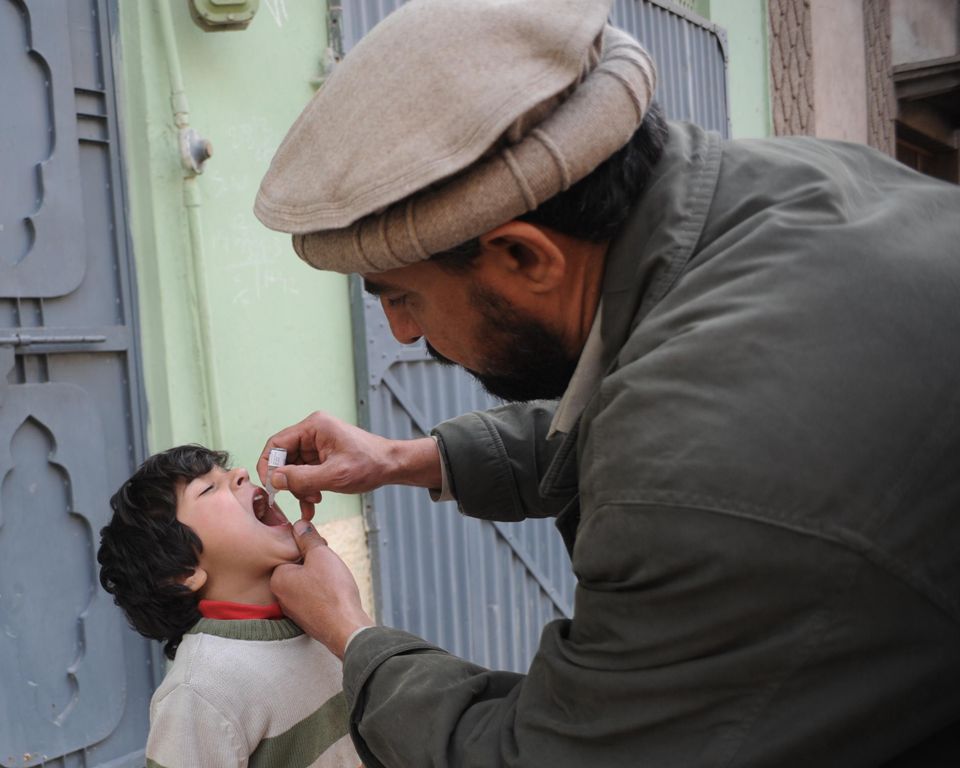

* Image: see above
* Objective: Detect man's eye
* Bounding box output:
[386,294,407,308]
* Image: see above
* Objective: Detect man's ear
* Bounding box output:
[177,567,208,593]
[478,221,566,293]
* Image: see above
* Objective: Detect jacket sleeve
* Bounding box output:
[431,400,570,521]
[341,505,950,767]
[147,684,247,768]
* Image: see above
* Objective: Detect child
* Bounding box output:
[97,445,360,767]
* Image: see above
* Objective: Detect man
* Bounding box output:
[253,0,960,765]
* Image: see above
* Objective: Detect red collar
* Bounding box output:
[198,599,284,620]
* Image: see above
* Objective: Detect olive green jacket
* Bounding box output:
[343,123,960,767]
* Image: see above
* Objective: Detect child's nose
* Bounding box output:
[232,467,250,485]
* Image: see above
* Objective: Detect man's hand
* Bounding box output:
[271,520,374,659]
[257,411,442,519]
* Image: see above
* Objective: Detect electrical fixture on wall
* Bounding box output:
[188,0,259,32]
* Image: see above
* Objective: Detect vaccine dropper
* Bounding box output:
[265,447,287,508]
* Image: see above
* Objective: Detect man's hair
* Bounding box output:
[432,100,669,271]
[97,445,228,660]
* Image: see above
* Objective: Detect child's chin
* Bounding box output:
[269,528,300,560]
[266,550,301,569]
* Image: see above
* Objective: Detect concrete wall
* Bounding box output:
[695,0,773,138]
[891,0,960,64]
[810,0,868,142]
[117,2,372,613]
[768,0,877,144]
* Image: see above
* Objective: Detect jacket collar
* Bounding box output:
[540,121,722,499]
[600,121,722,369]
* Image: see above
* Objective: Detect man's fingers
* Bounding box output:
[256,421,312,484]
[275,464,333,500]
[272,562,297,582]
[269,468,288,490]
[292,519,327,556]
[270,470,322,506]
[262,469,317,523]
[299,499,316,522]
[270,562,298,596]
[257,436,294,486]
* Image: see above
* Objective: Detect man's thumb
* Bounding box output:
[292,520,327,556]
[273,465,325,504]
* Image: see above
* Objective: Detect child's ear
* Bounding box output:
[178,568,208,593]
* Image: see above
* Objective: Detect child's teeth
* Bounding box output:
[253,490,267,520]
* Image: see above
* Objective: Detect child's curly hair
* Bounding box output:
[98,445,229,660]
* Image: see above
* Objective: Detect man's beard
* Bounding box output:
[425,285,579,402]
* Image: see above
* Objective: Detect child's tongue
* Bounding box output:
[252,488,289,527]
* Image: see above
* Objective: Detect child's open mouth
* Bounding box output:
[252,487,288,526]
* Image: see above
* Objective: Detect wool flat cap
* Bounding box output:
[255,0,657,274]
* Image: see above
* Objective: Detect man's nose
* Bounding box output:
[382,303,422,345]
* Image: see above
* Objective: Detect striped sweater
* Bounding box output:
[146,618,358,768]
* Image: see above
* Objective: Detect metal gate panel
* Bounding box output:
[0,1,155,766]
[348,0,730,673]
[0,386,124,763]
[0,0,86,297]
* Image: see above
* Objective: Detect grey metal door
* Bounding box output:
[348,0,730,672]
[0,1,155,766]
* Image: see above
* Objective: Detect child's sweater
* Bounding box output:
[146,617,358,767]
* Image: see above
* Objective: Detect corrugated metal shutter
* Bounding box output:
[349,0,730,672]
[611,0,730,136]
[352,325,576,670]
[342,0,729,137]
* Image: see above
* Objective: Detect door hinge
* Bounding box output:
[313,0,344,89]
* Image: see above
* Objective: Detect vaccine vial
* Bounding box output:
[265,448,287,507]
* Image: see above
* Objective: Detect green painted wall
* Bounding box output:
[118,2,359,524]
[696,0,773,138]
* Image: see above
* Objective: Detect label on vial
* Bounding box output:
[268,447,288,467]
